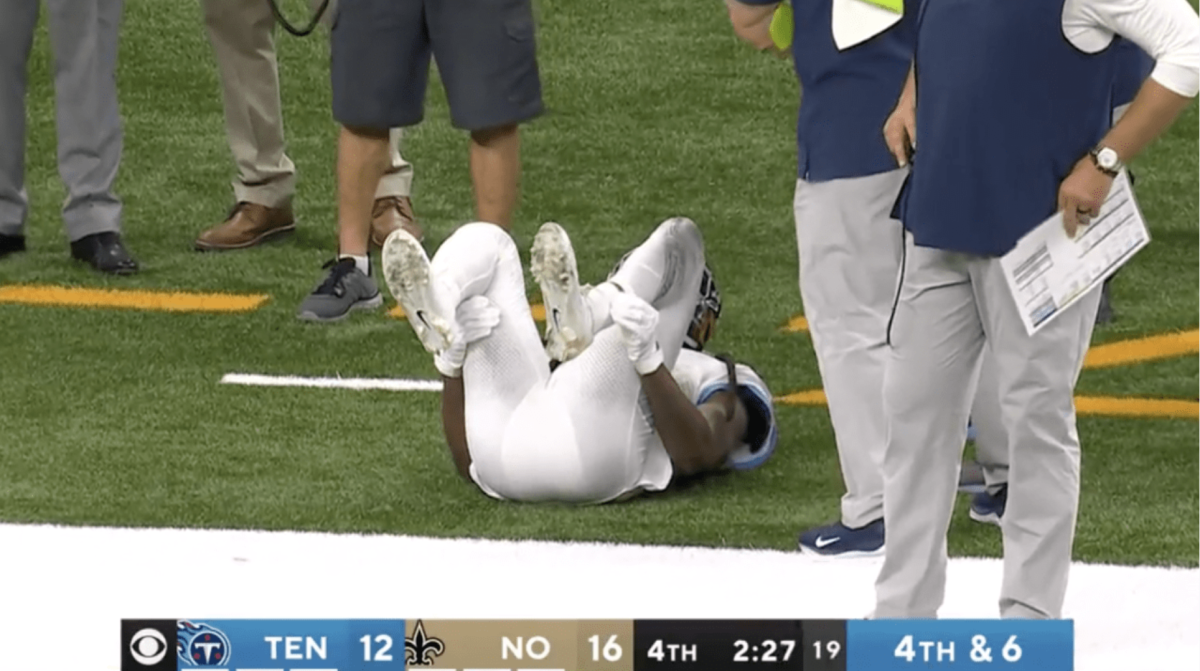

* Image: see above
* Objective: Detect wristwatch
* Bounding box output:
[1090,145,1122,177]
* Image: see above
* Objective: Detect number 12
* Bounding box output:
[360,634,394,661]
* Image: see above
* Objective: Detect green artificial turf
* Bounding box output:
[0,0,1195,566]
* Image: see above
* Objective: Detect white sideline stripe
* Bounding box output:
[221,373,442,392]
[0,524,1196,671]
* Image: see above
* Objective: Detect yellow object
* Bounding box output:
[0,284,269,313]
[769,3,793,51]
[862,0,904,13]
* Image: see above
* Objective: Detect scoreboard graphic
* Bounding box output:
[121,618,1073,671]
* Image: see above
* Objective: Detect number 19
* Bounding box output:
[813,640,841,660]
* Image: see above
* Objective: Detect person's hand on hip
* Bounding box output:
[883,95,916,167]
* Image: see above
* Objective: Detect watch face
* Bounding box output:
[1098,147,1119,169]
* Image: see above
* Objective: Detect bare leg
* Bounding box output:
[469,124,520,229]
[337,125,389,256]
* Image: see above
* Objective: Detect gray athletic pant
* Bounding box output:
[971,353,1009,493]
[970,102,1132,491]
[794,168,906,528]
[875,231,1101,619]
[0,0,124,241]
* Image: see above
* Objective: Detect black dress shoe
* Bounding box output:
[0,233,25,258]
[70,232,139,275]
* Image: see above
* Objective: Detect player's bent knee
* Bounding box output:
[657,216,703,245]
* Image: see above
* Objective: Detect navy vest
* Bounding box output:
[790,0,918,182]
[1112,39,1154,108]
[897,0,1117,256]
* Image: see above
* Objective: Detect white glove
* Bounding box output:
[434,295,501,377]
[610,292,663,375]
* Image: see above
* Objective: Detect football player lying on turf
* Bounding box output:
[381,217,777,504]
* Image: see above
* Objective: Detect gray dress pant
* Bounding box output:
[0,0,124,241]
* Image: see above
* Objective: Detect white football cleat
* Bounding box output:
[381,229,452,354]
[531,222,593,362]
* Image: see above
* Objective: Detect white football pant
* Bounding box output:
[427,219,706,504]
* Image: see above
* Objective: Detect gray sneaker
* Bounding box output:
[296,258,383,322]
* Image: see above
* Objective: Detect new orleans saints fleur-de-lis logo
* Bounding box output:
[405,620,445,666]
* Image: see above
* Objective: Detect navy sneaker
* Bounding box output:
[798,519,884,557]
[969,485,1007,526]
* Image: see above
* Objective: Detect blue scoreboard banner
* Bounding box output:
[122,620,406,671]
[846,619,1074,670]
[120,618,1074,671]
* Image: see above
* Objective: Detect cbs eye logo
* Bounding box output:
[129,628,169,666]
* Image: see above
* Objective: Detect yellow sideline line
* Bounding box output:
[777,316,1200,372]
[776,389,827,406]
[784,315,1196,369]
[391,303,547,321]
[0,284,269,313]
[1084,329,1199,368]
[782,314,808,332]
[1074,396,1199,419]
[776,389,1197,419]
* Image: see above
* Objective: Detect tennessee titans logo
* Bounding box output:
[177,621,231,667]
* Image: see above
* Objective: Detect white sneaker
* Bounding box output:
[381,229,452,353]
[531,222,593,362]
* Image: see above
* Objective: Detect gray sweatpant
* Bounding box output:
[0,0,124,241]
[874,232,1100,619]
[794,168,907,528]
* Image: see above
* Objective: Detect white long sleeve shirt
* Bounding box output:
[831,0,1200,96]
[1067,0,1198,96]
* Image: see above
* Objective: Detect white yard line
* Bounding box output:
[221,373,442,392]
[0,524,1195,671]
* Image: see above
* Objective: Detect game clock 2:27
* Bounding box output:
[732,637,843,666]
[733,638,797,663]
[633,620,844,671]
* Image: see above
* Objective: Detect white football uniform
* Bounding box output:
[429,220,763,505]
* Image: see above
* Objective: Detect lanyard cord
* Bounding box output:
[267,0,331,37]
